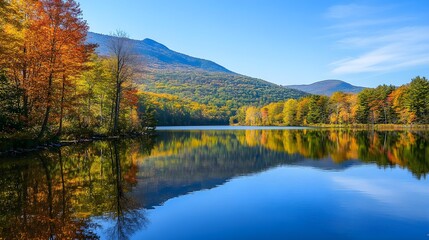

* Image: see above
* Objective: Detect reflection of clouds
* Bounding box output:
[332,176,429,220]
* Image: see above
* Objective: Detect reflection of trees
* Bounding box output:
[243,129,428,178]
[153,129,429,179]
[0,151,99,239]
[0,137,154,239]
[104,141,147,240]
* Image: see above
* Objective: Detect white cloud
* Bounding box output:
[332,27,429,74]
[325,3,429,76]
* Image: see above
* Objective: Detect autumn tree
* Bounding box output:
[329,92,346,124]
[0,0,19,58]
[36,0,91,138]
[388,86,412,124]
[405,76,429,124]
[77,54,113,132]
[264,102,284,125]
[0,0,23,131]
[245,106,261,126]
[0,0,38,128]
[230,106,247,125]
[328,92,358,124]
[108,30,136,134]
[283,99,297,126]
[295,97,310,125]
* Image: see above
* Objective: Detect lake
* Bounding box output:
[0,127,428,239]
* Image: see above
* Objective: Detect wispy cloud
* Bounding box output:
[325,4,377,19]
[325,4,429,76]
[332,27,429,74]
[327,17,411,31]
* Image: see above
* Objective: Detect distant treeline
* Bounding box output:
[231,76,429,126]
[139,92,229,126]
[0,0,155,139]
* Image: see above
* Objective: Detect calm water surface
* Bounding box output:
[0,127,428,239]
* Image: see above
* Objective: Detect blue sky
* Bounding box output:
[77,0,429,87]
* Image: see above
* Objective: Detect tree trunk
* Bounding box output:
[99,94,104,126]
[38,71,54,139]
[112,80,121,134]
[56,74,66,137]
[110,96,115,132]
[22,46,29,122]
[58,149,66,222]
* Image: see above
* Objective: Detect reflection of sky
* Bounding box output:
[332,166,429,221]
[123,165,429,240]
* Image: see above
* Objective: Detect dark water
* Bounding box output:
[1,128,428,239]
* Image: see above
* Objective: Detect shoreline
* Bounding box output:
[1,124,428,157]
[0,132,156,157]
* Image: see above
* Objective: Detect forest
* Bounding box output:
[231,76,429,126]
[0,0,156,141]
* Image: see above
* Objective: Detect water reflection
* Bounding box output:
[0,129,428,239]
[0,137,154,239]
[152,129,428,178]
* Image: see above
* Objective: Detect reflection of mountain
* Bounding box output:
[290,158,363,170]
[132,131,362,208]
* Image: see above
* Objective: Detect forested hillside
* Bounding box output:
[88,33,308,124]
[139,70,306,108]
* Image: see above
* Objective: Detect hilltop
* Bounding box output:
[87,32,233,73]
[286,80,365,96]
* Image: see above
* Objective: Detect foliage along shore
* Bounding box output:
[230,123,429,130]
[230,76,429,127]
[309,123,429,130]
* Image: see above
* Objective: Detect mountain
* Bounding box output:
[87,32,307,112]
[87,32,233,73]
[286,80,365,96]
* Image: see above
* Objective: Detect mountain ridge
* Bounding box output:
[285,80,366,96]
[87,32,234,73]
